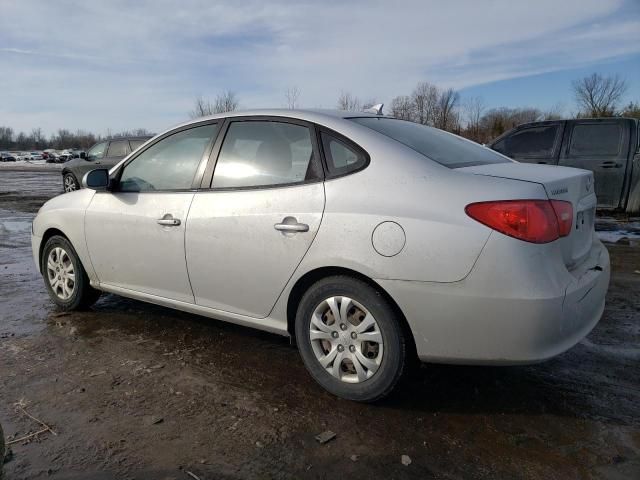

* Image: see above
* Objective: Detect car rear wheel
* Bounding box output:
[63,173,79,192]
[41,235,100,310]
[295,275,407,402]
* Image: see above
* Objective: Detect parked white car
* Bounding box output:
[31,109,610,401]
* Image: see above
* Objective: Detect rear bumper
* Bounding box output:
[377,234,610,365]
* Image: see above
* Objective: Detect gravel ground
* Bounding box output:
[0,169,639,479]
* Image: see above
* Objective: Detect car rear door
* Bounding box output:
[491,122,563,164]
[185,117,325,318]
[558,119,630,208]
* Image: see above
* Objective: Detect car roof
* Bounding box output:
[162,109,387,135]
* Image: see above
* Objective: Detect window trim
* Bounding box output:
[567,121,623,158]
[317,126,370,179]
[202,116,325,191]
[499,124,562,159]
[112,120,221,193]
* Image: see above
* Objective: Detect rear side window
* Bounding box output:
[351,117,509,168]
[494,125,559,157]
[212,121,319,189]
[106,140,129,157]
[569,124,622,156]
[320,132,368,176]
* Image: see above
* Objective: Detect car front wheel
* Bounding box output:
[63,173,79,192]
[295,276,407,402]
[41,235,100,310]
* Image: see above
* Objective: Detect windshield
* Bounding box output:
[350,117,511,168]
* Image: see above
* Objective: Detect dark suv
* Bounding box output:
[489,118,640,213]
[61,136,152,192]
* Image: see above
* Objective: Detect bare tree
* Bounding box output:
[190,91,239,118]
[213,91,239,114]
[572,73,628,117]
[541,103,565,120]
[0,126,14,149]
[621,101,640,119]
[463,96,485,141]
[411,81,439,125]
[361,99,381,112]
[285,86,300,109]
[337,91,361,111]
[390,95,414,121]
[435,88,460,131]
[189,96,215,119]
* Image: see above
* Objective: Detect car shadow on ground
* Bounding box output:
[56,290,637,430]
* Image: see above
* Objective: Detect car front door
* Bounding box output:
[186,118,325,318]
[558,120,630,208]
[85,123,220,302]
[492,122,563,164]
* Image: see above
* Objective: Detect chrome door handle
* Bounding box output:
[157,216,181,226]
[274,217,309,233]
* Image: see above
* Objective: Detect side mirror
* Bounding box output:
[82,169,110,191]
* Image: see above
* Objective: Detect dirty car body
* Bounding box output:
[31,110,610,401]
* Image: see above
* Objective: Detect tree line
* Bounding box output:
[190,73,638,145]
[2,73,637,151]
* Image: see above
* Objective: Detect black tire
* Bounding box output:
[295,275,407,402]
[63,173,79,193]
[41,235,101,310]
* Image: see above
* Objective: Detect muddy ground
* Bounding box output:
[0,167,639,480]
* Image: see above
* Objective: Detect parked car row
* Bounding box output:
[0,149,86,163]
[1,151,42,161]
[45,149,86,163]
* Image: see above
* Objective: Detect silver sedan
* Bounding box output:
[31,109,610,401]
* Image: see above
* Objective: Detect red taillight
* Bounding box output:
[550,200,573,237]
[465,200,565,243]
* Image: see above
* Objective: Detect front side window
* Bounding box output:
[119,124,217,192]
[106,140,129,158]
[87,142,107,160]
[351,117,509,168]
[213,121,317,189]
[494,125,559,158]
[569,124,622,156]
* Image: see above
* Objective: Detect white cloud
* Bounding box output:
[0,0,637,134]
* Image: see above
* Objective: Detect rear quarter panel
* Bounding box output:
[295,133,548,283]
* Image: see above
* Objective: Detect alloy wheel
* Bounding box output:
[46,247,76,300]
[64,175,77,192]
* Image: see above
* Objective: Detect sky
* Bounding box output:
[0,0,639,136]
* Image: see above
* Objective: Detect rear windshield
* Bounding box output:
[350,117,510,168]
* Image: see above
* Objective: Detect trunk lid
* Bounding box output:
[459,163,596,269]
